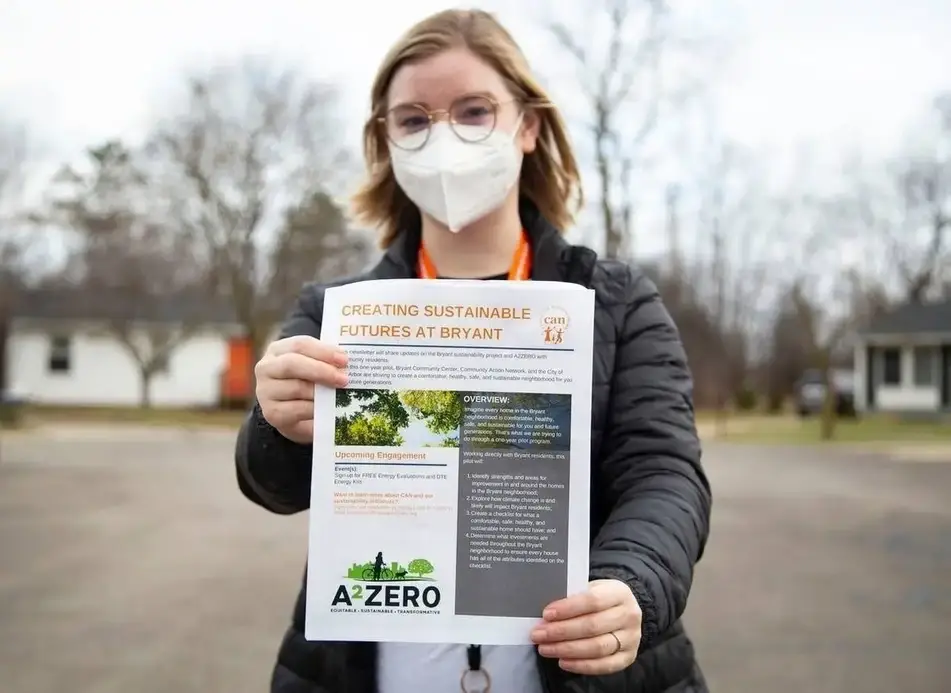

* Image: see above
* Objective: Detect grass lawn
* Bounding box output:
[5,406,946,445]
[11,404,246,429]
[708,414,951,444]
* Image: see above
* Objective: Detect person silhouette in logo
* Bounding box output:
[373,551,385,581]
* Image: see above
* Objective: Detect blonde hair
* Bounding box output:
[351,9,584,248]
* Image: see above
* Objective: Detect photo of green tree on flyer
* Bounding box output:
[334,389,462,447]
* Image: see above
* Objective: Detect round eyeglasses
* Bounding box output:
[380,94,515,151]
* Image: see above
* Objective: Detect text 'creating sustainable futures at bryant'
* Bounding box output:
[339,302,534,342]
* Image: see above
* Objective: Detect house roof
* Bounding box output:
[859,299,951,336]
[8,287,240,325]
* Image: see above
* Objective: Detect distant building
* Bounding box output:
[853,299,951,415]
[3,288,255,408]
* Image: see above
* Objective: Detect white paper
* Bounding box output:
[305,279,594,645]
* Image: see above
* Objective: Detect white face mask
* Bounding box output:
[389,118,524,232]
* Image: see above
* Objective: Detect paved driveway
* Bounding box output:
[1,430,949,693]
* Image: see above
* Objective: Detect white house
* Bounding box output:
[4,288,249,408]
[853,299,951,415]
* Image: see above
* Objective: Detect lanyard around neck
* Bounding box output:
[417,230,532,280]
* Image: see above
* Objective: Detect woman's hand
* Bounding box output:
[531,579,641,675]
[255,336,348,444]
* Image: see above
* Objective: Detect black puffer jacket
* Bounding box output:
[236,201,712,693]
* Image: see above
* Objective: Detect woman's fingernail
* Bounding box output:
[336,373,349,387]
[333,351,348,366]
[543,608,556,620]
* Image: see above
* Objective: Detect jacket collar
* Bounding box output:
[370,198,572,282]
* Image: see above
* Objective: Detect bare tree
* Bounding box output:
[51,141,207,407]
[545,0,719,258]
[780,194,877,440]
[893,95,950,302]
[0,116,28,288]
[146,57,362,359]
[266,190,370,316]
[763,287,814,413]
[843,93,951,303]
[0,116,31,395]
[695,142,758,417]
[670,134,791,423]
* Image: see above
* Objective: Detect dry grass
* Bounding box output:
[6,406,947,446]
[701,413,951,444]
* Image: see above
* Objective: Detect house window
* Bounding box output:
[912,346,936,387]
[881,348,901,386]
[48,335,72,373]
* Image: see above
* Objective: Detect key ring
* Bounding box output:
[460,667,491,693]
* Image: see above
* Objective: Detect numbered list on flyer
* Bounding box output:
[305,279,595,645]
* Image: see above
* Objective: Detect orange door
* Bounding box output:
[224,338,253,402]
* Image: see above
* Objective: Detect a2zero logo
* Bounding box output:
[330,551,441,610]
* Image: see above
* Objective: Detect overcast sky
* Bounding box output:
[1,0,949,254]
[3,0,948,150]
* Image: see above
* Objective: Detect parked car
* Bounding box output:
[795,368,856,418]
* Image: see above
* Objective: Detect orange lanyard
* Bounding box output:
[417,230,532,280]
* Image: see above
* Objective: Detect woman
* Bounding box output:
[236,9,711,693]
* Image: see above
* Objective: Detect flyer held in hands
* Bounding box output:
[305,278,595,645]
